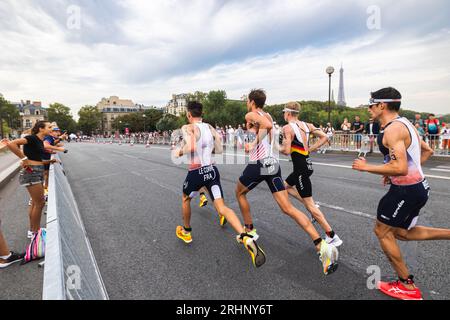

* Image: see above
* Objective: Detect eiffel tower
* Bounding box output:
[337,64,346,107]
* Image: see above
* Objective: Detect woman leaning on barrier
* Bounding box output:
[1,121,58,239]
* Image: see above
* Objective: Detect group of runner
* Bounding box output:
[173,88,450,300]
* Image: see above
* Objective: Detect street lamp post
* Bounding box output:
[326,66,335,124]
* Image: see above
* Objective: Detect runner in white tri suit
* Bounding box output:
[235,89,339,275]
[353,87,450,300]
[173,101,266,268]
[279,102,343,247]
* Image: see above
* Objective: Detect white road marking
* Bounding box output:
[113,146,450,181]
[79,173,123,182]
[430,168,450,173]
[315,201,376,220]
[123,154,138,159]
[130,171,179,194]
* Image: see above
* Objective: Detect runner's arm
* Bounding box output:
[308,124,328,153]
[177,125,196,157]
[279,125,293,155]
[246,112,273,149]
[353,126,408,176]
[420,139,434,164]
[209,125,223,155]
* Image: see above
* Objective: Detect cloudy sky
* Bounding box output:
[1,0,449,118]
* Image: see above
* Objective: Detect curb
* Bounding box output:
[0,161,21,191]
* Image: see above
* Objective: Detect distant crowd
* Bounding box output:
[61,112,449,155]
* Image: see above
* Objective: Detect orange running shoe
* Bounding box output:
[176,226,192,244]
[378,279,423,300]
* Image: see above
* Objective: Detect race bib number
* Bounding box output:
[306,158,313,171]
[263,157,279,175]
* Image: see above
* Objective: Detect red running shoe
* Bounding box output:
[378,280,423,300]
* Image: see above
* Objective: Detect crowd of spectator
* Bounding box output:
[79,112,449,155]
[0,121,68,268]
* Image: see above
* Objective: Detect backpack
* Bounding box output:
[22,228,46,265]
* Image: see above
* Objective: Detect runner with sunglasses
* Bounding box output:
[353,87,450,300]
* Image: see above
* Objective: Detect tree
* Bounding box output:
[186,91,207,103]
[47,103,77,133]
[203,90,227,114]
[0,96,20,138]
[143,109,164,131]
[78,105,102,135]
[156,114,180,131]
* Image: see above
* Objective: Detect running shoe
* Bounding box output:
[236,228,260,243]
[326,234,343,247]
[219,214,227,227]
[199,193,208,208]
[238,233,266,268]
[378,280,423,300]
[318,240,339,275]
[27,230,34,239]
[243,228,259,241]
[28,199,32,206]
[0,252,25,269]
[176,226,192,244]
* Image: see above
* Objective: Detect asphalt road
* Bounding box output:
[59,142,450,300]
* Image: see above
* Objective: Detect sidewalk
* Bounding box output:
[0,154,44,300]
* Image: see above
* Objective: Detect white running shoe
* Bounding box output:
[236,228,260,243]
[318,240,339,275]
[326,234,343,247]
[27,230,34,239]
[245,228,259,241]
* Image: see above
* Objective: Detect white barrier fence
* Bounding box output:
[82,133,449,157]
[43,154,109,300]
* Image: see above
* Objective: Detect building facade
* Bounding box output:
[96,96,157,135]
[163,94,189,117]
[12,100,48,131]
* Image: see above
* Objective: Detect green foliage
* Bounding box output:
[114,109,164,133]
[143,109,164,131]
[441,114,450,123]
[78,105,102,135]
[263,101,371,128]
[1,119,11,137]
[0,96,20,134]
[48,103,77,132]
[156,114,180,131]
[203,90,227,114]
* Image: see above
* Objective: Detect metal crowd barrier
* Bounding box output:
[43,154,109,300]
[84,136,172,145]
[311,133,380,156]
[81,132,449,157]
[312,133,449,156]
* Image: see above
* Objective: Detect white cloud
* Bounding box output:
[0,0,449,119]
